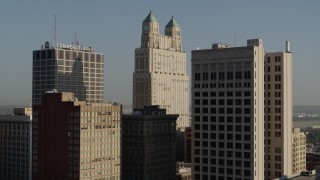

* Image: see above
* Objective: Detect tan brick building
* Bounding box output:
[32,92,121,179]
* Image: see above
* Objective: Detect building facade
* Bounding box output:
[0,109,32,180]
[292,128,306,174]
[122,105,178,180]
[264,48,293,179]
[191,39,265,180]
[133,11,189,129]
[32,92,121,179]
[32,42,104,105]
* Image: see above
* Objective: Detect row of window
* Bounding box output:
[195,71,251,81]
[195,99,251,106]
[194,116,251,124]
[195,107,251,114]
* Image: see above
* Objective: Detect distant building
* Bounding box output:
[191,39,265,179]
[32,92,121,179]
[13,108,32,116]
[0,109,32,180]
[32,42,104,105]
[292,128,306,174]
[133,11,189,130]
[122,105,178,180]
[264,43,293,179]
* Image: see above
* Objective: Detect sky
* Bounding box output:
[0,1,319,106]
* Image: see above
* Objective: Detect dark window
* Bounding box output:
[203,133,208,139]
[227,108,233,114]
[210,142,216,148]
[195,73,201,80]
[244,91,250,96]
[244,108,251,114]
[244,71,251,79]
[211,72,217,80]
[210,92,216,97]
[227,99,233,105]
[219,72,225,80]
[195,99,200,105]
[203,73,208,80]
[202,92,208,97]
[235,91,242,97]
[244,143,251,150]
[195,92,200,97]
[227,72,233,80]
[202,99,208,105]
[244,99,250,105]
[210,99,216,105]
[218,92,224,97]
[219,99,224,105]
[236,71,242,79]
[210,125,216,131]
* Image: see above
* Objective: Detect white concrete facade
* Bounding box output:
[191,39,265,180]
[264,51,293,179]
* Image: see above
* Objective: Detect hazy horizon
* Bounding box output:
[0,1,319,106]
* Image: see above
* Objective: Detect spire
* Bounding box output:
[143,10,158,23]
[166,16,179,27]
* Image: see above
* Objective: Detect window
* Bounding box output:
[203,73,208,80]
[211,72,217,80]
[219,72,225,80]
[227,72,233,80]
[236,71,242,79]
[244,71,251,79]
[195,73,201,80]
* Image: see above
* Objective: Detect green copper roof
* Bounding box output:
[143,11,158,23]
[166,16,179,27]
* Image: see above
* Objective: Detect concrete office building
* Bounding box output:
[292,128,306,174]
[122,105,178,180]
[191,39,265,180]
[32,41,104,105]
[32,92,121,180]
[0,109,32,180]
[133,11,189,130]
[264,46,293,179]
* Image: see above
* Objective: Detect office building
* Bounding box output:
[32,91,121,179]
[292,128,306,174]
[191,39,265,179]
[133,11,189,129]
[264,45,293,179]
[32,41,104,105]
[122,105,178,180]
[0,108,32,180]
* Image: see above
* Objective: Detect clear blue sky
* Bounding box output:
[0,0,319,106]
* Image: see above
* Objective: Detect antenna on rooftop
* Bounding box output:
[54,14,57,47]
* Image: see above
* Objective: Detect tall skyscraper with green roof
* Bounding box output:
[133,11,190,130]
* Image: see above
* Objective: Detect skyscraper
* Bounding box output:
[32,42,104,105]
[122,105,178,180]
[264,46,293,179]
[191,39,265,179]
[133,11,190,129]
[32,92,121,179]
